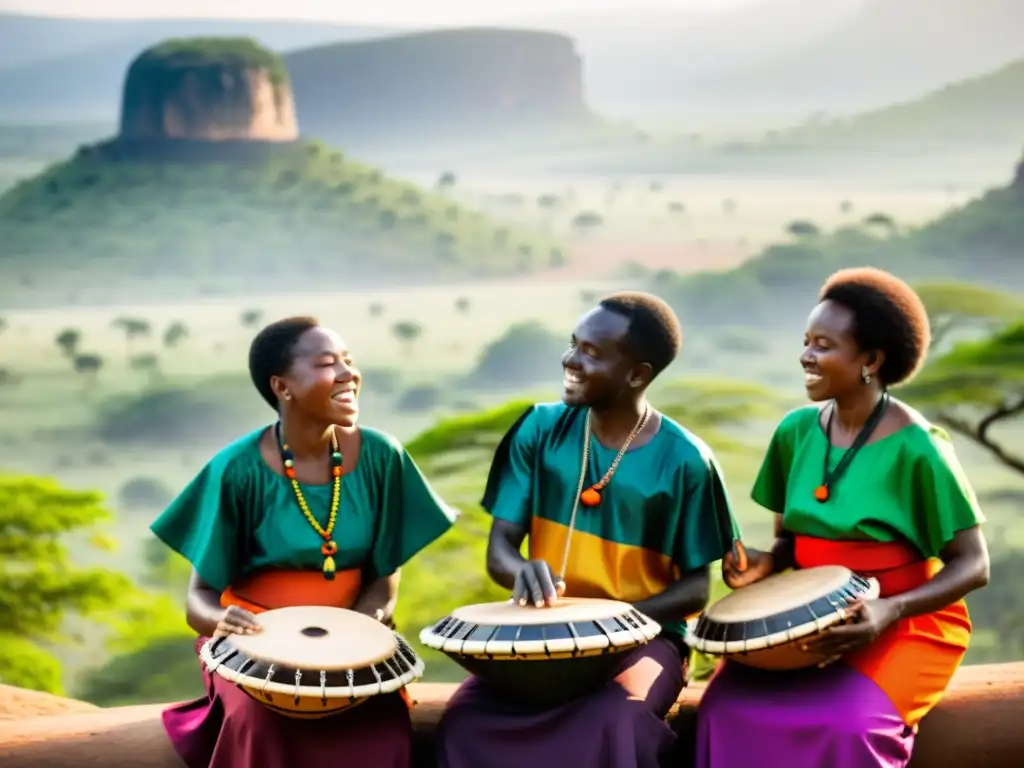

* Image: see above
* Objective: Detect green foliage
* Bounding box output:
[906,322,1024,407]
[0,474,140,693]
[75,632,202,707]
[139,37,289,85]
[914,281,1023,349]
[0,139,556,300]
[469,321,567,389]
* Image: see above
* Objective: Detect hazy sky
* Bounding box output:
[1,0,764,24]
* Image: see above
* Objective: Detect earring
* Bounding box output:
[283,392,292,400]
[861,366,872,384]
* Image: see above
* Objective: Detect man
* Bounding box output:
[435,292,741,768]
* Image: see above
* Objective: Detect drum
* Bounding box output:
[200,605,424,719]
[420,597,661,708]
[686,565,880,671]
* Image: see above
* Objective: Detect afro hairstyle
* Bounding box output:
[818,267,931,386]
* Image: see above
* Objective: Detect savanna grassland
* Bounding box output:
[0,110,1022,707]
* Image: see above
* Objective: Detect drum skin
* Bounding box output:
[687,566,879,671]
[201,606,424,719]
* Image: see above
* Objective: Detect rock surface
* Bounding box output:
[119,37,298,142]
[287,28,589,140]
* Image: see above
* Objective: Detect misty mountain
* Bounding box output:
[0,3,859,121]
[676,0,1024,114]
[0,14,403,119]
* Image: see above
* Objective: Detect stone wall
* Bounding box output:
[2,663,1022,767]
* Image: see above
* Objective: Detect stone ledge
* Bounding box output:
[1,664,1021,767]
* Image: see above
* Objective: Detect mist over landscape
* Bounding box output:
[0,0,1021,727]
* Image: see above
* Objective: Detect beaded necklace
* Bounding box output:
[275,422,342,581]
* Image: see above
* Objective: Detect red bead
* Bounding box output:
[285,468,296,479]
[332,466,342,477]
[814,485,830,502]
[580,487,602,507]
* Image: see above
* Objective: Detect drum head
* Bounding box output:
[451,597,633,625]
[229,606,396,671]
[706,565,854,623]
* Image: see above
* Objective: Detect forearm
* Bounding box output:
[352,571,401,624]
[186,579,225,637]
[486,533,527,590]
[769,532,796,573]
[634,568,710,626]
[887,555,988,620]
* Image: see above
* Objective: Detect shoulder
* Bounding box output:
[775,404,822,437]
[509,401,576,441]
[656,414,720,472]
[200,427,266,484]
[890,401,960,465]
[357,426,412,469]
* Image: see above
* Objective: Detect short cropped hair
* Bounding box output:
[248,316,319,409]
[599,291,682,378]
[819,267,930,386]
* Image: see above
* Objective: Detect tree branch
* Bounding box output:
[937,397,1024,475]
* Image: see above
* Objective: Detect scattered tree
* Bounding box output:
[72,353,103,386]
[110,316,151,358]
[904,322,1024,475]
[0,475,138,693]
[391,320,423,354]
[454,297,471,314]
[240,309,263,328]
[55,328,81,358]
[785,220,821,238]
[163,321,189,349]
[914,282,1022,351]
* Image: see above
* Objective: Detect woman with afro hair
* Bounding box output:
[696,267,990,767]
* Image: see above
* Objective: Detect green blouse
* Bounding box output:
[751,405,985,558]
[150,426,457,592]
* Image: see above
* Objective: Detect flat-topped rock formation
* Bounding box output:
[119,37,298,143]
[286,28,590,142]
[1,663,1022,767]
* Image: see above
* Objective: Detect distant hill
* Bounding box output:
[287,28,590,145]
[0,3,857,121]
[0,14,403,120]
[0,138,560,305]
[774,58,1024,146]
[678,0,1024,114]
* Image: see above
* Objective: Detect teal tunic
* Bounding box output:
[483,402,741,636]
[751,405,985,556]
[150,425,457,592]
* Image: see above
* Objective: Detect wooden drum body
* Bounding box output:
[686,565,880,671]
[200,605,423,719]
[420,597,661,708]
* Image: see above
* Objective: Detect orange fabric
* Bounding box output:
[219,568,363,613]
[794,535,971,727]
[219,568,414,710]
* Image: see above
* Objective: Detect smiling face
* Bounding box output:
[562,307,649,409]
[801,300,881,402]
[270,326,361,427]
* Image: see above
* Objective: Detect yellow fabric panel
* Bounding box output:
[529,516,676,603]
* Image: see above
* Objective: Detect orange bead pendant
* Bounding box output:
[813,485,830,503]
[580,487,602,507]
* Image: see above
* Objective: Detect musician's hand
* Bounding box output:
[214,605,261,637]
[722,548,773,589]
[802,598,899,657]
[512,560,566,608]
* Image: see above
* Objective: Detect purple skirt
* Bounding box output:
[436,636,686,768]
[162,638,412,768]
[695,662,915,768]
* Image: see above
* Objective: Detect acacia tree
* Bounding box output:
[914,282,1022,351]
[0,475,138,693]
[904,322,1024,475]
